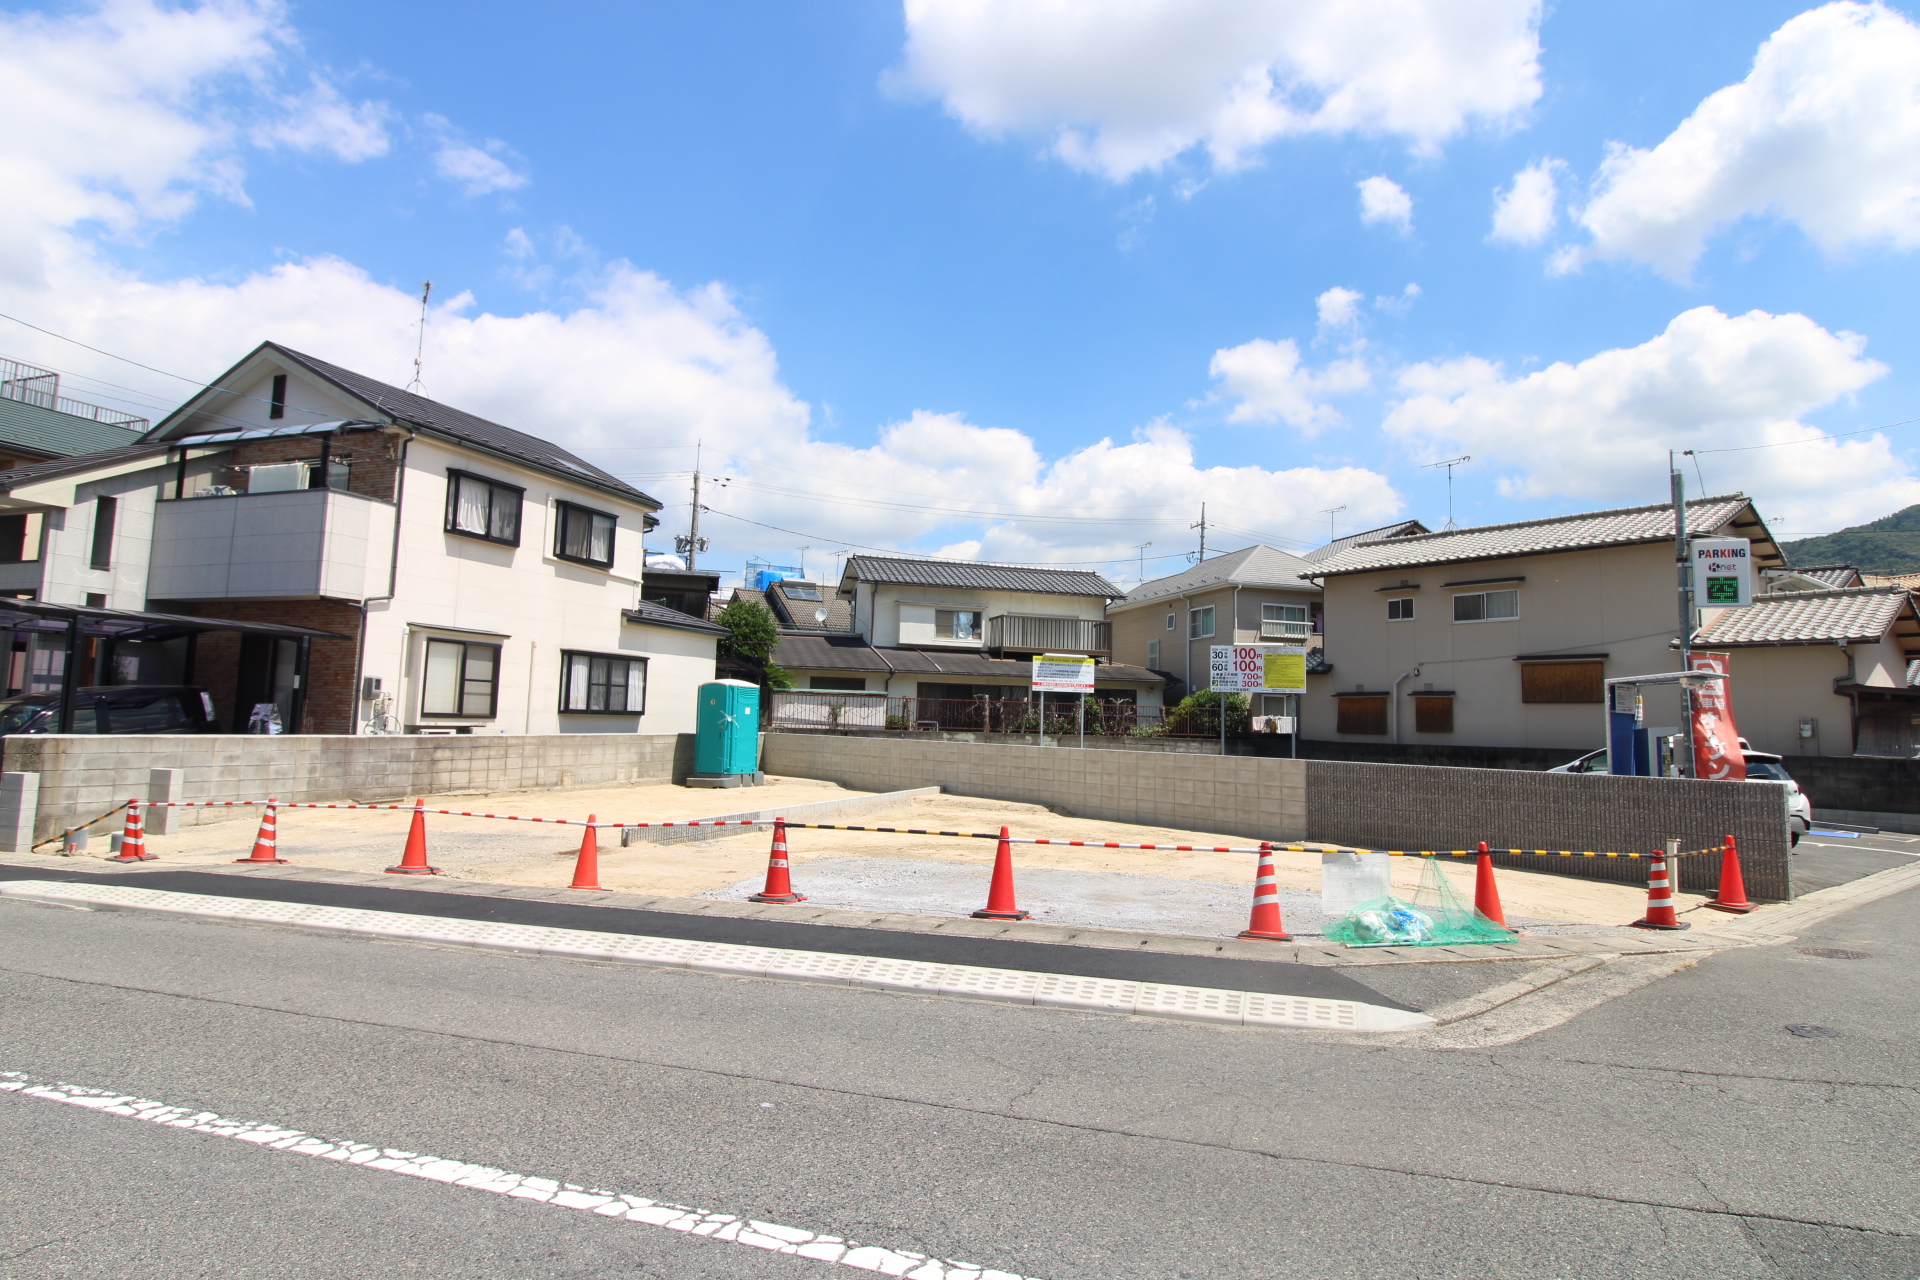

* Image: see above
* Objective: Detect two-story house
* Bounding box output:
[1107,545,1323,704]
[768,555,1162,710]
[0,341,722,735]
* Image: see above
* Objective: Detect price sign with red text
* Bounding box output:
[1208,645,1307,694]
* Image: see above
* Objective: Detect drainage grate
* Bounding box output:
[1798,948,1871,960]
[1785,1024,1840,1038]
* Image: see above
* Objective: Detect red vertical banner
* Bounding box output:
[1688,652,1746,780]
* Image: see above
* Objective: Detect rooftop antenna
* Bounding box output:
[1133,540,1153,586]
[1423,455,1471,529]
[1190,504,1207,564]
[1319,505,1346,542]
[406,281,432,394]
[799,546,810,580]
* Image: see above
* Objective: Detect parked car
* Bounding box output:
[1548,746,1812,846]
[0,686,219,736]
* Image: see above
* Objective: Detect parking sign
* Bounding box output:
[1691,538,1753,608]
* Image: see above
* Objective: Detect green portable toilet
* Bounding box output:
[691,679,762,785]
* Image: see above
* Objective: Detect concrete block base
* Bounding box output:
[685,772,764,789]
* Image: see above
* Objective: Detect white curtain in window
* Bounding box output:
[423,640,462,714]
[625,660,644,712]
[564,653,591,711]
[455,477,489,534]
[589,512,614,563]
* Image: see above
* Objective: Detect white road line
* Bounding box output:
[0,1071,1036,1280]
[0,880,1433,1033]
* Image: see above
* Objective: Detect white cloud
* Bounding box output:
[1374,282,1422,315]
[1382,306,1913,530]
[891,0,1544,181]
[1571,2,1920,278]
[1490,158,1561,245]
[252,78,391,162]
[426,116,529,197]
[1209,337,1370,434]
[1316,286,1365,336]
[1357,176,1413,232]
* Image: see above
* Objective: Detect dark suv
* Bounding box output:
[0,686,220,735]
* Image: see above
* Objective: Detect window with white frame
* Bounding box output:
[1261,603,1309,638]
[560,651,646,714]
[1453,589,1519,623]
[936,609,982,640]
[1189,605,1215,639]
[1386,597,1415,622]
[1147,639,1160,668]
[445,471,523,546]
[421,639,500,718]
[1164,612,1176,631]
[554,501,616,567]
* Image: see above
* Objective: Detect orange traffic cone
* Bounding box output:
[1706,834,1754,914]
[1237,842,1291,941]
[106,798,155,862]
[235,799,288,864]
[568,815,605,891]
[1631,842,1690,930]
[1473,841,1511,931]
[972,825,1030,921]
[386,798,441,875]
[748,817,806,904]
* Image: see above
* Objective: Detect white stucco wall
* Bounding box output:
[858,583,1108,649]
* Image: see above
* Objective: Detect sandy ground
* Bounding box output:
[86,777,1691,931]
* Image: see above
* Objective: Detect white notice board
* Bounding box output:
[1031,654,1096,692]
[1691,538,1753,608]
[1208,645,1308,694]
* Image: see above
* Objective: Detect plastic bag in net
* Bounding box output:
[1324,856,1516,947]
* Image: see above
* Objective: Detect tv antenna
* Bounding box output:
[406,281,432,394]
[1319,505,1346,542]
[1423,455,1472,528]
[1133,540,1153,585]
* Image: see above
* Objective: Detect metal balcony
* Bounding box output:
[985,613,1111,655]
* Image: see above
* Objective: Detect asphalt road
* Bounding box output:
[1,881,1915,1279]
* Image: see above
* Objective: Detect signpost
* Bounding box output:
[1208,645,1308,756]
[1691,538,1754,608]
[1031,654,1095,748]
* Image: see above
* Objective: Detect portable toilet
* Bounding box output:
[691,679,762,785]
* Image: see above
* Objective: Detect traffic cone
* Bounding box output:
[1705,834,1754,914]
[235,798,288,864]
[971,825,1030,921]
[1473,841,1511,931]
[1237,842,1291,941]
[1631,843,1690,930]
[748,817,806,904]
[386,798,440,875]
[106,798,155,862]
[568,815,605,891]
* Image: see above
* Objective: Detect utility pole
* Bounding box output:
[1133,541,1152,586]
[1672,455,1695,778]
[1423,455,1471,529]
[1319,505,1346,543]
[676,440,709,570]
[1191,505,1207,563]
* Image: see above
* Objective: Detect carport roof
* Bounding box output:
[0,598,350,641]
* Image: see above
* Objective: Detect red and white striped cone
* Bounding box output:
[235,798,288,864]
[972,825,1030,920]
[386,798,441,875]
[1237,842,1291,941]
[1473,841,1512,931]
[1705,834,1754,914]
[106,798,155,862]
[1631,843,1690,930]
[749,817,806,904]
[568,815,605,891]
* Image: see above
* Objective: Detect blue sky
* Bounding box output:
[2,0,1917,585]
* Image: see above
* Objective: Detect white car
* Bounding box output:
[1548,747,1812,846]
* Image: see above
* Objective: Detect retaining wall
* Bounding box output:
[762,732,1793,901]
[1780,755,1920,816]
[1,733,695,842]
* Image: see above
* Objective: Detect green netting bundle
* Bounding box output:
[1324,856,1516,948]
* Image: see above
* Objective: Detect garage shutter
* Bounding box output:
[1336,695,1388,735]
[1521,662,1603,704]
[1413,696,1454,734]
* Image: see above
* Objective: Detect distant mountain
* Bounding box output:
[1780,504,1920,575]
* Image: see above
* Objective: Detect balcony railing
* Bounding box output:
[0,357,150,430]
[984,613,1111,654]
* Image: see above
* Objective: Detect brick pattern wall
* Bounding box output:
[1,732,696,840]
[179,599,364,734]
[223,428,400,501]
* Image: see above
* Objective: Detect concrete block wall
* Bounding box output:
[0,733,695,841]
[761,732,1309,843]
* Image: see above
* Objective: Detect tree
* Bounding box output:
[714,599,794,690]
[1175,687,1251,736]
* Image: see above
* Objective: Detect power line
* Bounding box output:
[1689,415,1920,454]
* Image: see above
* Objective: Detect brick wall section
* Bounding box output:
[0,732,695,840]
[762,732,1794,900]
[225,428,399,501]
[178,599,364,734]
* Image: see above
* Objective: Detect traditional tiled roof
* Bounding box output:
[841,555,1120,598]
[1865,572,1920,591]
[764,580,855,633]
[0,397,146,461]
[1691,586,1915,647]
[1112,545,1317,610]
[1308,495,1772,577]
[1302,520,1430,563]
[1781,564,1862,588]
[772,633,1161,682]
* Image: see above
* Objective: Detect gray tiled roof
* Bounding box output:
[1113,545,1317,610]
[0,398,146,461]
[1301,520,1430,563]
[765,581,856,633]
[0,441,172,490]
[621,600,728,635]
[842,555,1120,598]
[772,634,1161,682]
[1691,586,1914,647]
[1309,495,1764,577]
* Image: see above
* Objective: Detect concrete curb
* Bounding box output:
[619,786,941,847]
[1693,857,1920,945]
